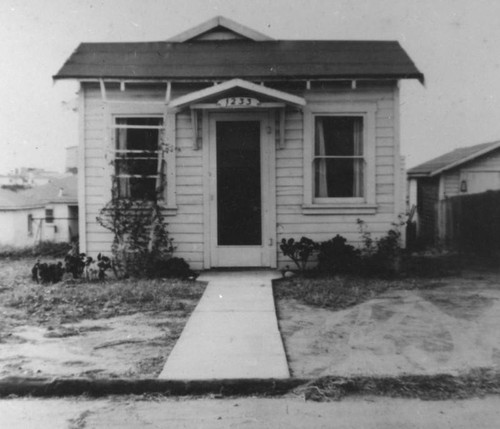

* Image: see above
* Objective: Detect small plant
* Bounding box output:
[280,237,317,273]
[357,218,404,276]
[317,235,360,274]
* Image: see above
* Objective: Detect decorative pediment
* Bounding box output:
[168,16,273,42]
[168,79,306,109]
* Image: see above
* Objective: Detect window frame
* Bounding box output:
[303,102,377,214]
[106,103,177,213]
[112,115,164,201]
[45,208,54,224]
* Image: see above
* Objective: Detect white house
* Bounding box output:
[0,176,78,247]
[54,17,423,269]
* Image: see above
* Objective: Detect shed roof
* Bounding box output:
[407,140,500,177]
[0,176,77,210]
[54,39,423,82]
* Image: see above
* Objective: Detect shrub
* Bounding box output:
[357,219,404,276]
[146,257,194,279]
[280,237,317,273]
[317,235,360,274]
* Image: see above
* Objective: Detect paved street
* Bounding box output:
[2,396,500,428]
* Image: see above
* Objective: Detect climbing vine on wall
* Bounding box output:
[96,129,175,278]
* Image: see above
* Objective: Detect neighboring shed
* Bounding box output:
[54,16,423,269]
[0,176,78,247]
[407,140,500,247]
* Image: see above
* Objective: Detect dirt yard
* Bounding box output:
[275,270,500,378]
[0,258,206,378]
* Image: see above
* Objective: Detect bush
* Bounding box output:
[280,237,317,273]
[317,235,360,274]
[357,219,403,276]
[146,257,194,279]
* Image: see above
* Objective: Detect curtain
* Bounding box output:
[353,118,363,197]
[116,125,130,198]
[315,118,329,198]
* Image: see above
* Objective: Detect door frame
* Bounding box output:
[202,110,277,268]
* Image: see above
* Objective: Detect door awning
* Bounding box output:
[168,79,306,109]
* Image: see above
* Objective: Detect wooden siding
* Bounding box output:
[82,82,401,269]
[442,149,500,199]
[442,170,460,198]
[275,88,398,266]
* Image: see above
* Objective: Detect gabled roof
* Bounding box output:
[168,16,273,42]
[0,176,78,210]
[408,140,500,177]
[169,78,306,108]
[54,18,423,83]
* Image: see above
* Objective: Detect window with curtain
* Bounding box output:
[113,117,164,200]
[314,116,364,199]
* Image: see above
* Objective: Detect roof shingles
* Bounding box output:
[54,40,423,82]
[408,141,500,177]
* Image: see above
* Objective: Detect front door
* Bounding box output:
[208,113,274,267]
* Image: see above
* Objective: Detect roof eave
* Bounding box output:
[53,73,424,82]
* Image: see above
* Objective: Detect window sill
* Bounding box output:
[302,204,377,215]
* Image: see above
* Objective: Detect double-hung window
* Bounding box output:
[113,117,164,201]
[304,103,376,213]
[314,116,364,200]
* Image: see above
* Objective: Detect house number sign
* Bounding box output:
[217,97,260,107]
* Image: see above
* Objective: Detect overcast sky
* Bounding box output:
[1,0,499,174]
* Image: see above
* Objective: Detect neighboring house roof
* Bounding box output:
[22,175,78,205]
[53,17,423,83]
[408,140,500,177]
[0,176,77,210]
[0,188,33,210]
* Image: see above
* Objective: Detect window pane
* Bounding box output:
[314,158,364,198]
[115,157,158,176]
[114,117,163,201]
[116,177,157,200]
[115,118,162,152]
[315,116,363,156]
[45,209,54,223]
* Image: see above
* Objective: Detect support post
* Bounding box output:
[165,81,172,104]
[191,108,201,150]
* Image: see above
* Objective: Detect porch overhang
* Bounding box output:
[168,79,306,109]
[169,79,305,150]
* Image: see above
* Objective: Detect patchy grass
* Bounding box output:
[274,275,413,311]
[0,257,206,325]
[0,241,72,259]
[297,368,500,401]
[0,257,206,378]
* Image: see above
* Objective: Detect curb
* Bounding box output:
[0,376,308,398]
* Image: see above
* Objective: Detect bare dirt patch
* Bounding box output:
[275,271,500,378]
[0,258,206,378]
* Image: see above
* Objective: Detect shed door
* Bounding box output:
[208,113,274,267]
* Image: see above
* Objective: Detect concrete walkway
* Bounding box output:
[159,270,290,380]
